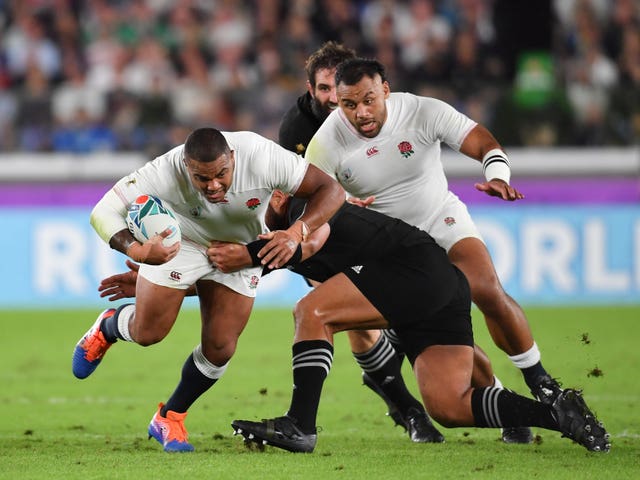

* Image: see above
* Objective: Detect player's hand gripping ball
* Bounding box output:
[126,195,181,247]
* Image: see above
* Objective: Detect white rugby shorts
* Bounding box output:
[138,239,263,297]
[425,192,484,253]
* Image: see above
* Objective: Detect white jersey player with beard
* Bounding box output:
[306,92,481,252]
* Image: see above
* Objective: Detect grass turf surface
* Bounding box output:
[1,306,638,479]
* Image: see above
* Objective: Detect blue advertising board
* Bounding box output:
[0,204,638,309]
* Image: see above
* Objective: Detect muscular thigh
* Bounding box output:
[296,273,387,339]
[196,279,254,357]
[413,344,474,416]
[447,237,500,294]
[134,275,187,340]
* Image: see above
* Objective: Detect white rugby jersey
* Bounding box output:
[93,131,308,247]
[306,92,477,231]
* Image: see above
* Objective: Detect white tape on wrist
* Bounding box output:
[482,148,511,184]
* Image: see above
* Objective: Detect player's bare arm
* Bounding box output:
[207,241,253,273]
[208,223,331,273]
[109,227,180,265]
[259,164,344,269]
[460,124,525,202]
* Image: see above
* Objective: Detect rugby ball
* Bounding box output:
[126,195,181,247]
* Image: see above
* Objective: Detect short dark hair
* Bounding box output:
[184,128,230,162]
[305,41,357,88]
[335,58,387,87]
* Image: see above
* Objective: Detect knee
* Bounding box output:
[469,275,505,311]
[348,329,380,353]
[293,298,323,329]
[202,338,237,365]
[422,388,473,428]
[426,402,467,428]
[131,326,167,346]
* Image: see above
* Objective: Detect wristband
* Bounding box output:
[285,242,303,266]
[482,148,511,184]
[245,239,303,268]
[246,239,269,267]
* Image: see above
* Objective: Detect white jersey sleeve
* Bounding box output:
[416,96,477,152]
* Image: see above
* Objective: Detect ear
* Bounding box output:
[306,80,314,97]
[272,189,286,205]
[382,81,391,99]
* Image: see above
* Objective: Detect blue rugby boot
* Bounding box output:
[72,308,116,379]
[148,403,195,452]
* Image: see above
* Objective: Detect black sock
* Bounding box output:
[521,362,549,390]
[354,335,422,414]
[381,329,406,365]
[286,340,333,434]
[99,303,133,343]
[471,387,559,431]
[162,353,217,415]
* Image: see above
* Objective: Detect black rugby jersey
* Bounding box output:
[278,93,323,156]
[285,199,449,283]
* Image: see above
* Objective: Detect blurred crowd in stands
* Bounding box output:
[0,0,638,157]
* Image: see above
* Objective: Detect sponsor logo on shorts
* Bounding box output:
[169,271,182,281]
[351,265,363,274]
[398,141,414,158]
[444,216,456,227]
[366,146,379,157]
[248,275,260,289]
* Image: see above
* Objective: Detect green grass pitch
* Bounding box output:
[1,305,638,479]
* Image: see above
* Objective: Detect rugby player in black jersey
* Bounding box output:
[226,193,609,454]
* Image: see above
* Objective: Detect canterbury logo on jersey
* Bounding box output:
[351,265,363,274]
[366,146,379,157]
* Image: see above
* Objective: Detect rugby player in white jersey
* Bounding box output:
[71,127,345,452]
[305,58,581,425]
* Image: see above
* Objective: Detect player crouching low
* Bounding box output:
[229,197,610,454]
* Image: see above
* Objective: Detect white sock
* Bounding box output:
[116,304,135,342]
[508,342,541,369]
[193,344,229,379]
